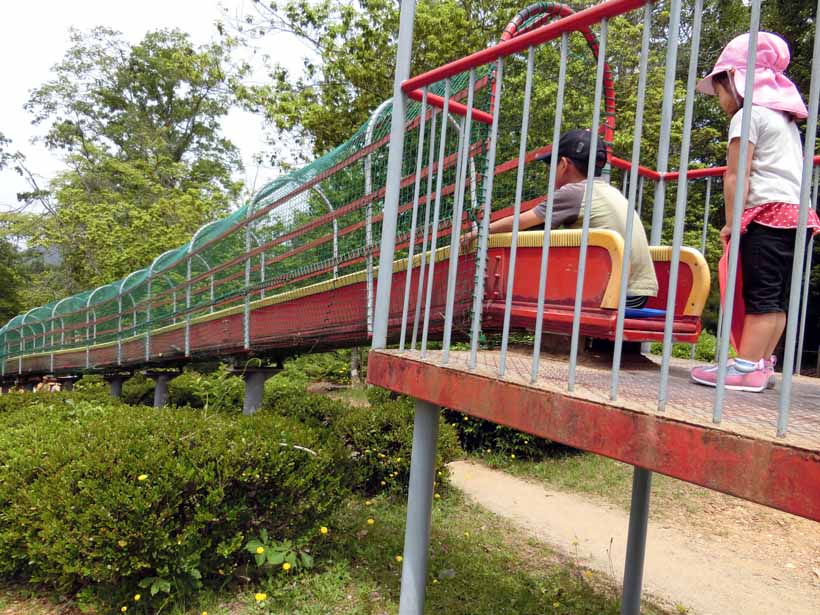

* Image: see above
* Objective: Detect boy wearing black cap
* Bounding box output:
[464,129,658,307]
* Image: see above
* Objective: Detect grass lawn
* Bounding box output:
[0,492,674,615]
[479,449,711,519]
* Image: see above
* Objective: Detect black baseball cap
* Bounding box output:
[535,129,608,171]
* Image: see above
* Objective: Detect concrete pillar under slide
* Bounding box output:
[144,371,181,407]
[1,383,9,394]
[229,367,281,415]
[23,380,37,392]
[104,373,130,398]
[57,376,80,392]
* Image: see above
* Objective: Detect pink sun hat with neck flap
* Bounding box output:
[696,32,808,119]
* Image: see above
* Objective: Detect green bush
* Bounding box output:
[649,330,732,362]
[443,409,553,459]
[279,349,357,384]
[0,398,349,610]
[167,366,244,411]
[263,385,461,494]
[121,372,155,405]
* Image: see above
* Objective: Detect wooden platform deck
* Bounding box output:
[367,348,820,522]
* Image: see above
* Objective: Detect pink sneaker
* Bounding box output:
[691,360,768,393]
[764,355,776,389]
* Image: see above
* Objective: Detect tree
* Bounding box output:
[16,27,247,296]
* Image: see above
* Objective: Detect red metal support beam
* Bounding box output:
[367,350,820,522]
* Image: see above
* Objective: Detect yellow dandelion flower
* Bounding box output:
[133,594,141,601]
[434,493,441,500]
[121,608,127,613]
[256,546,265,554]
[396,457,402,462]
[255,592,267,602]
[553,602,560,608]
[117,539,127,548]
[137,474,148,481]
[380,480,386,486]
[464,532,470,538]
[367,518,375,525]
[395,555,403,562]
[320,526,329,535]
[437,471,442,476]
[463,415,469,421]
[433,579,439,584]
[202,612,209,615]
[282,562,291,571]
[365,500,373,506]
[510,454,516,459]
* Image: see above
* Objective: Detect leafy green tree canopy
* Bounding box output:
[16,27,247,298]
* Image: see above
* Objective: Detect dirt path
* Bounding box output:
[449,460,820,615]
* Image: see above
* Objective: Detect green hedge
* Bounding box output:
[0,398,349,609]
[263,383,461,494]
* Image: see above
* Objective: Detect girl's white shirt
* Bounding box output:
[728,105,803,208]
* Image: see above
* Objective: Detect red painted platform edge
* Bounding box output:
[366,350,820,523]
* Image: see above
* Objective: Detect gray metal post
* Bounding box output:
[371,0,417,350]
[621,467,653,615]
[109,376,125,398]
[657,0,704,411]
[398,399,440,615]
[241,369,280,415]
[24,380,36,392]
[153,374,170,407]
[714,3,762,421]
[650,0,682,245]
[777,0,820,435]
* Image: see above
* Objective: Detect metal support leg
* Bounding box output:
[105,374,127,398]
[24,380,36,392]
[240,368,280,415]
[153,374,170,407]
[621,467,652,615]
[398,399,440,615]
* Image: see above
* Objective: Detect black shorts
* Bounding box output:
[739,223,805,314]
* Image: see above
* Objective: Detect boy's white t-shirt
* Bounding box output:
[728,106,803,208]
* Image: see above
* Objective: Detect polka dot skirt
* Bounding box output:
[740,201,820,236]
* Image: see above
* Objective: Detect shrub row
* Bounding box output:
[0,397,349,610]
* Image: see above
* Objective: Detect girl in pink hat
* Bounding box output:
[690,32,820,392]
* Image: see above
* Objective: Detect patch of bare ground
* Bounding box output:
[449,459,820,615]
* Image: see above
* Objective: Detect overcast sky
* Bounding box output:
[0,0,308,212]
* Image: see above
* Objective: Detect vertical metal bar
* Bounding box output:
[610,5,652,399]
[397,399,440,615]
[499,46,536,377]
[185,257,192,357]
[620,467,653,615]
[371,0,416,349]
[469,58,504,370]
[691,175,713,360]
[637,176,645,217]
[657,0,703,411]
[117,297,123,365]
[259,250,266,299]
[145,278,152,361]
[399,89,429,351]
[568,20,609,390]
[442,71,476,364]
[795,167,819,373]
[621,169,629,195]
[244,224,252,350]
[531,35,569,382]
[650,0,683,245]
[714,3,762,421]
[421,80,452,356]
[411,110,438,350]
[209,275,215,313]
[777,0,820,435]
